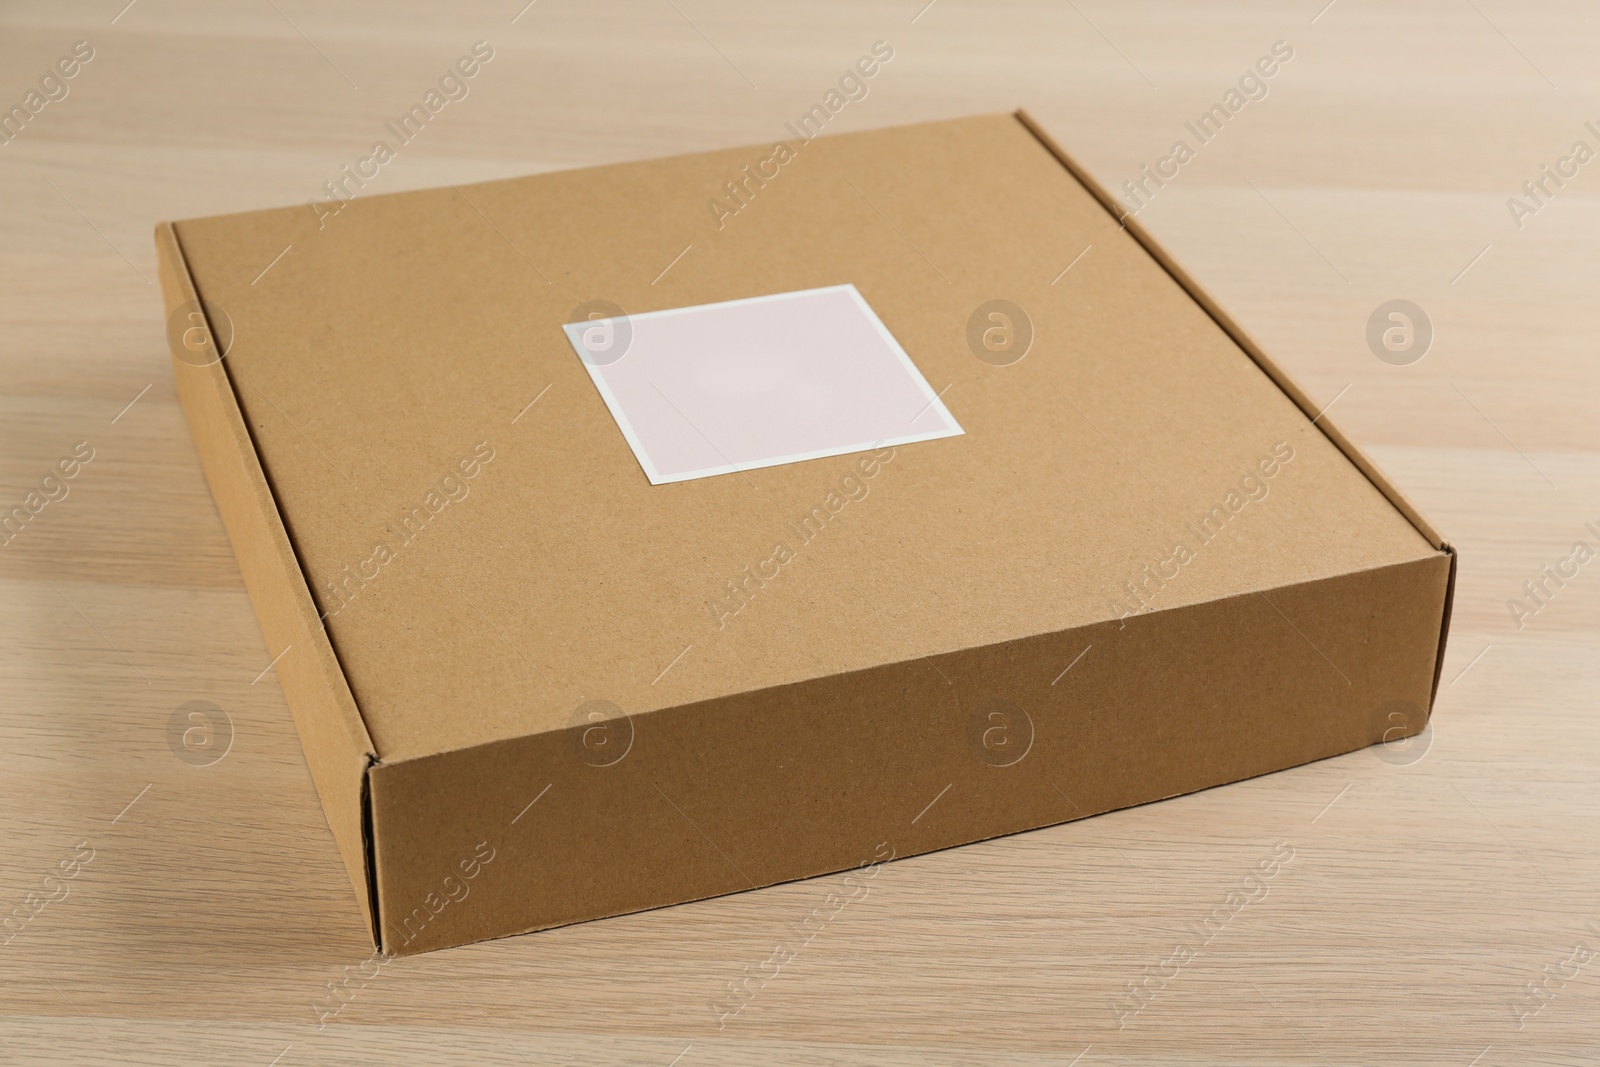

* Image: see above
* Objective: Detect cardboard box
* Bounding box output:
[154,111,1455,955]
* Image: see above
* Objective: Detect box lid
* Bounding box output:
[170,112,1440,763]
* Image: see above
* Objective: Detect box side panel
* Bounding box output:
[1014,110,1447,552]
[1427,544,1459,710]
[371,552,1450,955]
[155,222,379,940]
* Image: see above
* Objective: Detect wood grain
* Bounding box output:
[2,2,1596,1064]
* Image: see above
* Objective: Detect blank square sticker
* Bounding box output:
[562,285,963,485]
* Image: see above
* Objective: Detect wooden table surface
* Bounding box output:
[4,2,1596,1064]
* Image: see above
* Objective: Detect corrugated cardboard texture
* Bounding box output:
[159,113,1453,953]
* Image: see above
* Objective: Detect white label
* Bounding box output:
[563,284,963,485]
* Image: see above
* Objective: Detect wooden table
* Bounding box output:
[4,2,1595,1063]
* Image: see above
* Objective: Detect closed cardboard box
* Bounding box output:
[155,111,1454,955]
